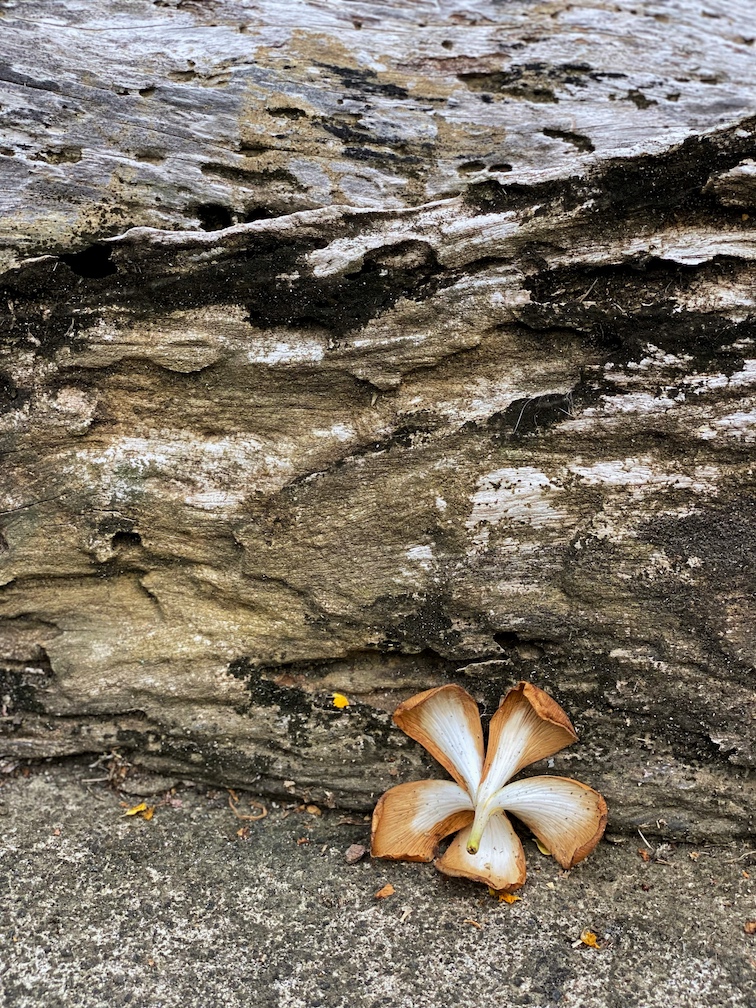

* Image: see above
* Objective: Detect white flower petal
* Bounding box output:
[493,775,607,868]
[370,780,474,862]
[477,681,577,809]
[394,684,484,796]
[435,810,527,890]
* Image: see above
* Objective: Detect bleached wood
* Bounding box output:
[1,0,755,838]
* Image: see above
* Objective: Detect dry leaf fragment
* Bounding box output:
[332,693,350,709]
[305,804,322,816]
[296,837,310,845]
[345,843,366,865]
[375,883,395,899]
[464,919,483,929]
[744,921,756,935]
[579,929,601,949]
[638,848,652,862]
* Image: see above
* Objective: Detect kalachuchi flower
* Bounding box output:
[371,681,607,891]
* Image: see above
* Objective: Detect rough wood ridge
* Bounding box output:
[1,0,755,840]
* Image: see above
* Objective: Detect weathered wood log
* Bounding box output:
[1,0,755,840]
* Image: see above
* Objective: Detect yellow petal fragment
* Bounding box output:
[332,693,350,709]
[535,838,551,856]
[487,887,522,903]
[123,802,148,817]
[580,929,601,949]
[141,806,155,821]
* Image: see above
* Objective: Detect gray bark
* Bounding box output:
[1,0,755,840]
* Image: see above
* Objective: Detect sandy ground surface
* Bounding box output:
[0,759,754,1008]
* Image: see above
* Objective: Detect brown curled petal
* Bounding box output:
[393,684,484,796]
[494,775,608,868]
[435,811,527,891]
[370,780,475,862]
[477,681,578,806]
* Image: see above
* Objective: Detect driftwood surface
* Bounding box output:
[1,0,755,840]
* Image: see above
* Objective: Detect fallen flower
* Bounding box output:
[371,681,607,891]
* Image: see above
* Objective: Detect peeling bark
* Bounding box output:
[1,0,755,840]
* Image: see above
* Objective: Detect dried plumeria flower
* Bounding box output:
[371,681,607,891]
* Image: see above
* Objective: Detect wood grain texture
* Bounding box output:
[1,0,755,839]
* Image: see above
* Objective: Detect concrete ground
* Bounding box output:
[0,759,754,1008]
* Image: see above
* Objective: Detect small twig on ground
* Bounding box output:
[227,789,267,821]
